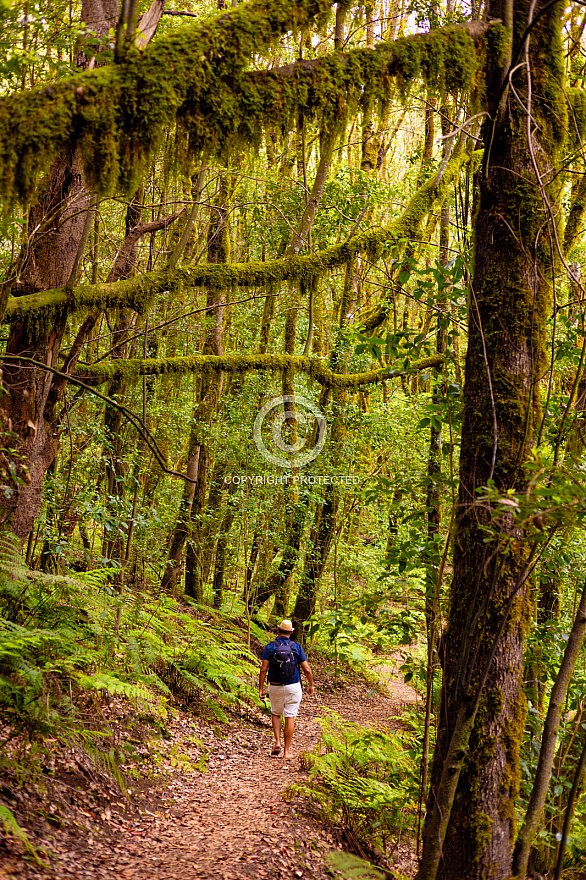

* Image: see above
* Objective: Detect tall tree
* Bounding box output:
[0,0,164,541]
[417,0,567,877]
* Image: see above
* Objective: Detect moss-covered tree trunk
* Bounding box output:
[291,487,335,633]
[0,0,162,543]
[160,423,200,594]
[183,174,231,601]
[251,497,308,612]
[201,459,228,584]
[185,444,210,601]
[212,477,238,609]
[0,155,92,541]
[417,1,565,878]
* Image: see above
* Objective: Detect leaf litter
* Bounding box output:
[0,664,419,880]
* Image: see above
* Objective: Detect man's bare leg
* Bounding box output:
[271,714,282,751]
[283,717,295,758]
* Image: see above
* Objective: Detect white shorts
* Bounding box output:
[268,682,302,717]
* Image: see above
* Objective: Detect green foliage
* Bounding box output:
[0,534,262,740]
[288,712,417,857]
[307,583,424,664]
[324,850,386,880]
[475,454,586,546]
[0,803,42,864]
[3,4,586,875]
[0,0,80,90]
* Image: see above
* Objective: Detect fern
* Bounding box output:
[0,804,43,864]
[325,851,386,880]
[0,534,261,741]
[289,711,417,860]
[75,672,165,713]
[135,670,173,697]
[0,532,275,867]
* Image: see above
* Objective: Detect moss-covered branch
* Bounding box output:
[0,0,494,202]
[0,0,336,201]
[208,23,490,147]
[4,148,474,323]
[4,271,163,328]
[76,351,444,388]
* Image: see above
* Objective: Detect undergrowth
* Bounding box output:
[287,711,418,866]
[0,534,264,731]
[0,533,265,851]
[0,803,41,865]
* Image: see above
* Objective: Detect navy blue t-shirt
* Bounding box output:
[262,636,307,685]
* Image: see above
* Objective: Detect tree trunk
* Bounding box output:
[0,145,90,539]
[291,487,335,634]
[417,1,565,877]
[0,0,163,543]
[185,445,209,601]
[160,439,199,593]
[202,459,228,584]
[512,579,586,877]
[212,478,238,609]
[161,173,231,595]
[251,498,308,611]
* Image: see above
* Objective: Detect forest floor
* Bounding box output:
[0,654,420,880]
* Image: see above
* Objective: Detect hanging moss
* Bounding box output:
[0,0,335,201]
[192,23,487,156]
[4,147,474,328]
[390,25,481,98]
[0,7,494,203]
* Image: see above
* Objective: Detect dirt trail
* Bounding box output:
[1,668,419,880]
[92,706,333,880]
[376,652,422,708]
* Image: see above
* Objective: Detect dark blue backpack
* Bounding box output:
[272,641,297,684]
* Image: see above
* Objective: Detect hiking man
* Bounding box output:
[259,619,314,759]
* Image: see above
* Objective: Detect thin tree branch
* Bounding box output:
[0,355,192,483]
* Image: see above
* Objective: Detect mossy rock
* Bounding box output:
[324,851,386,880]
